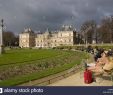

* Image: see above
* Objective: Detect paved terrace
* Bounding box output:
[48,71,113,86]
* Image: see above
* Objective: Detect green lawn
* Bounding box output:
[0,49,66,66]
[0,49,88,86]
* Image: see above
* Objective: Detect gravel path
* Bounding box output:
[48,71,113,86]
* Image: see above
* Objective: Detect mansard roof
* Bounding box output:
[44,28,52,35]
[22,28,34,34]
[60,25,75,31]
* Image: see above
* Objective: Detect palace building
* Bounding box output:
[19,25,77,48]
[19,28,35,48]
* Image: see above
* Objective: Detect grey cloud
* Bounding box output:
[0,0,113,33]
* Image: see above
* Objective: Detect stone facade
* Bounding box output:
[19,28,35,48]
[19,25,77,48]
[35,25,76,48]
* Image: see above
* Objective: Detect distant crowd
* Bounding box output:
[86,45,113,61]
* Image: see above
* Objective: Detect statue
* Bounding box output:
[0,19,5,54]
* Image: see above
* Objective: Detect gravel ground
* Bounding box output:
[48,71,113,86]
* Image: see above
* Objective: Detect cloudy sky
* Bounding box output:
[0,0,113,34]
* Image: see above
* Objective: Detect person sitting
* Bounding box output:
[107,49,113,57]
[94,48,104,62]
[87,52,109,73]
[103,56,113,72]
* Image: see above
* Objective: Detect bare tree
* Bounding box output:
[3,31,19,46]
[80,20,96,44]
[97,16,113,43]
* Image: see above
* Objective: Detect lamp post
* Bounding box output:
[0,19,5,54]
